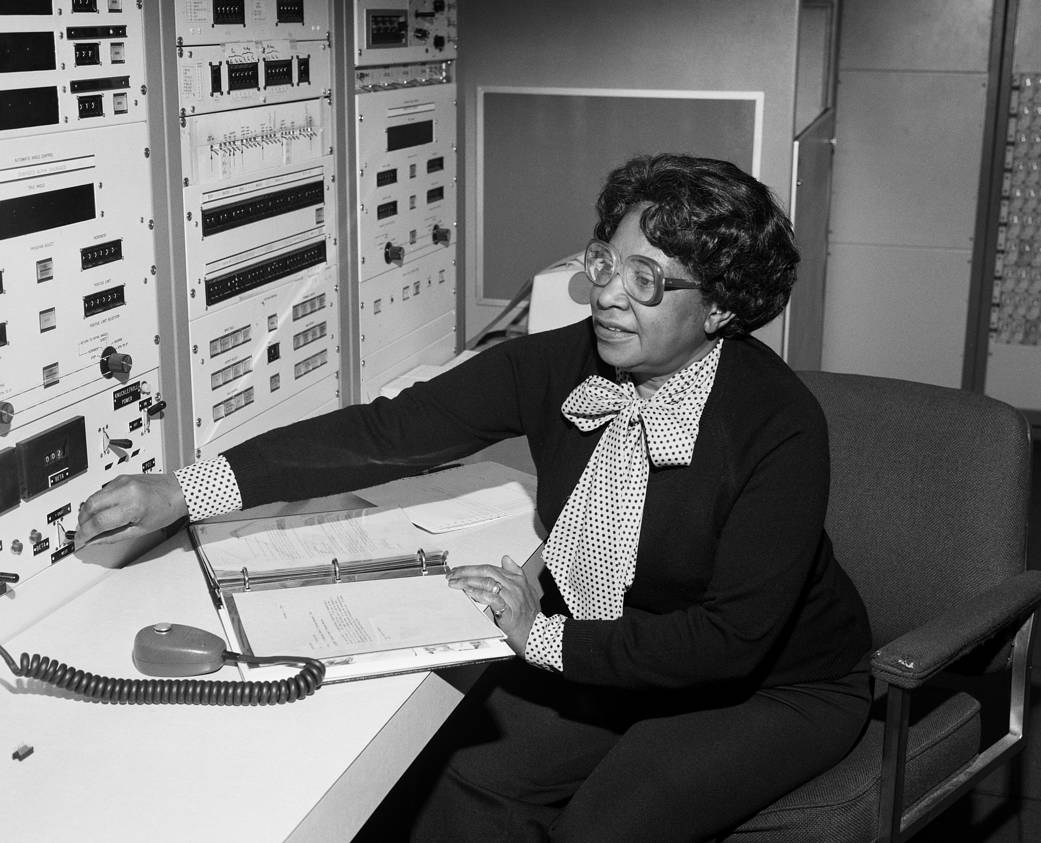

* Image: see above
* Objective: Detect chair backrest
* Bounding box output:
[797,371,1032,652]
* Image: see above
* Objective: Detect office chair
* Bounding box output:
[728,371,1041,842]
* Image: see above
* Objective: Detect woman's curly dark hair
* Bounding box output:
[593,154,799,337]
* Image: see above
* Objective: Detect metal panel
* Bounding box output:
[987,342,1041,413]
[840,0,992,72]
[829,70,988,250]
[786,110,836,370]
[1013,0,1041,71]
[822,243,972,387]
[795,1,837,136]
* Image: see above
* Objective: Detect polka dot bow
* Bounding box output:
[543,341,722,619]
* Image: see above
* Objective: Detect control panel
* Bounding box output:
[173,0,329,43]
[175,0,339,460]
[352,0,458,400]
[0,0,147,138]
[353,0,457,66]
[176,38,332,116]
[0,3,163,586]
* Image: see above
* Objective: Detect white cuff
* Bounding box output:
[174,455,243,522]
[523,612,566,672]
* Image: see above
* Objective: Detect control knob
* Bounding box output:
[100,346,133,378]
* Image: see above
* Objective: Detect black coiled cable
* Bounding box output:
[0,644,325,705]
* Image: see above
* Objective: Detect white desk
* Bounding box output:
[0,515,479,842]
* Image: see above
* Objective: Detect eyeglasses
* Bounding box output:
[583,239,700,307]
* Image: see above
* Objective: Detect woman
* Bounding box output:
[77,154,871,840]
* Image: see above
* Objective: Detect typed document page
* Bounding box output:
[229,574,504,659]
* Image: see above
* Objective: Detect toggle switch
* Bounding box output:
[0,571,18,595]
[108,438,133,450]
[146,400,167,417]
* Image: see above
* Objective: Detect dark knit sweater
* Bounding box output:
[224,318,871,692]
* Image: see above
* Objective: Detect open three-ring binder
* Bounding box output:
[189,467,543,683]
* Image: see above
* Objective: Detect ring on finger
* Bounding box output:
[491,582,502,595]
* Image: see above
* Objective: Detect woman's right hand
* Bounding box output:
[75,473,188,550]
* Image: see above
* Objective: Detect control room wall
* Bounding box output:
[822,0,993,386]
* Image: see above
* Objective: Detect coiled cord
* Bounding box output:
[0,644,326,705]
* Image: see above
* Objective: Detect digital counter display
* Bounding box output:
[386,120,433,152]
[0,183,95,241]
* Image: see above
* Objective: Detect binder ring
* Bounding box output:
[331,558,341,584]
[417,548,428,575]
[241,566,251,592]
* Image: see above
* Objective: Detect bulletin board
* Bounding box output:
[476,87,762,303]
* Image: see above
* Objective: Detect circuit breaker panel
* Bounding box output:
[174,0,340,460]
[992,73,1041,347]
[0,1,165,584]
[352,0,458,401]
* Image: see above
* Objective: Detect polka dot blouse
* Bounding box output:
[526,341,723,672]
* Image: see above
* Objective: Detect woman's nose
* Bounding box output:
[592,269,629,309]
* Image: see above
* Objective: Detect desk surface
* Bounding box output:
[0,518,473,842]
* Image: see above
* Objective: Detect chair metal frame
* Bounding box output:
[876,615,1035,841]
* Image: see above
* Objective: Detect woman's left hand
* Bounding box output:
[447,556,540,656]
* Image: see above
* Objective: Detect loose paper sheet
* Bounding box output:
[356,461,537,533]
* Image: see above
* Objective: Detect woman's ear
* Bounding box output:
[705,308,735,335]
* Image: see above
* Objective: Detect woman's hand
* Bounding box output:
[75,473,188,550]
[447,555,540,656]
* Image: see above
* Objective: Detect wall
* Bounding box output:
[822,0,993,385]
[456,0,803,352]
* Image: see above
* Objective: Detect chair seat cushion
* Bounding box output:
[725,689,981,842]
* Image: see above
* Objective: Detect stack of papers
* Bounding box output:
[193,461,545,682]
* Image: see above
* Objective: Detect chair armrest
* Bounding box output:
[871,570,1041,689]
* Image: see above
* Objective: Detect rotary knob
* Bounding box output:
[100,346,133,378]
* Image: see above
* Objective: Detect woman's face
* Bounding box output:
[590,205,732,396]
